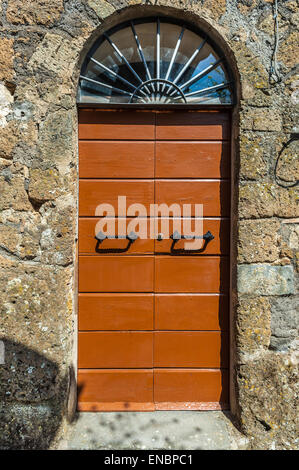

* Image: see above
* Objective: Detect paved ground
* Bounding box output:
[60,411,243,450]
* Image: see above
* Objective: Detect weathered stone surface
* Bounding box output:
[239,132,269,180]
[28,168,64,204]
[0,38,14,82]
[0,256,73,365]
[0,217,40,260]
[37,109,74,172]
[237,348,298,449]
[6,0,64,26]
[0,163,32,212]
[270,297,299,351]
[40,204,75,266]
[278,31,299,70]
[275,137,299,185]
[28,33,81,81]
[203,0,226,19]
[234,44,268,90]
[241,108,282,132]
[0,83,14,128]
[87,0,116,18]
[0,123,18,159]
[0,402,63,449]
[236,297,271,357]
[238,219,280,263]
[238,264,295,295]
[239,183,299,219]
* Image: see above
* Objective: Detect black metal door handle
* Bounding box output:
[95,231,138,253]
[170,230,214,242]
[95,231,139,243]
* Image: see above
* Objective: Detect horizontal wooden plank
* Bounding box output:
[155,256,229,293]
[78,369,154,411]
[154,331,228,368]
[155,180,230,217]
[79,180,154,217]
[79,218,154,255]
[155,294,229,331]
[154,218,230,255]
[78,293,154,331]
[156,111,230,140]
[79,256,154,292]
[78,332,153,368]
[154,369,229,405]
[156,141,230,179]
[78,110,155,140]
[79,141,155,178]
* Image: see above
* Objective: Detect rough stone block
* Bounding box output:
[278,31,299,69]
[241,108,282,132]
[0,38,14,82]
[87,0,116,19]
[236,297,271,356]
[239,133,269,180]
[239,183,299,219]
[28,168,62,203]
[270,296,299,351]
[238,219,280,263]
[237,349,298,449]
[6,0,64,26]
[238,264,295,295]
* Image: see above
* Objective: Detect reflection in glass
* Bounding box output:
[78,18,233,105]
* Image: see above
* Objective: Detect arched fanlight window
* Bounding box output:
[78,17,233,105]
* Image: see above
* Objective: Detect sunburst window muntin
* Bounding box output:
[78,17,234,105]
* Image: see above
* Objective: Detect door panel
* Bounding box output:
[155,294,228,331]
[79,110,155,140]
[155,256,229,293]
[79,256,154,292]
[155,180,230,217]
[79,293,154,331]
[78,331,153,368]
[156,141,230,179]
[79,218,154,254]
[156,111,230,140]
[78,369,154,411]
[154,332,228,368]
[154,369,229,407]
[79,180,154,216]
[79,141,155,178]
[78,108,231,411]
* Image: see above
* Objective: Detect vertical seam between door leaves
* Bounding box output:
[153,111,156,406]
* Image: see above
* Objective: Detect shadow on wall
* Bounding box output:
[0,338,73,450]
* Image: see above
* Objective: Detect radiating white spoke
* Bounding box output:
[80,75,130,95]
[173,82,230,100]
[178,58,223,92]
[79,19,232,105]
[130,21,154,94]
[89,57,137,91]
[161,27,185,93]
[80,75,143,100]
[156,18,160,93]
[171,38,207,86]
[131,21,152,81]
[104,33,144,85]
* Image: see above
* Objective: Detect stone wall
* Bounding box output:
[0,0,298,450]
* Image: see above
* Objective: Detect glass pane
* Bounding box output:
[78,18,233,105]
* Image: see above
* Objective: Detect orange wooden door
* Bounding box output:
[77,109,230,411]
